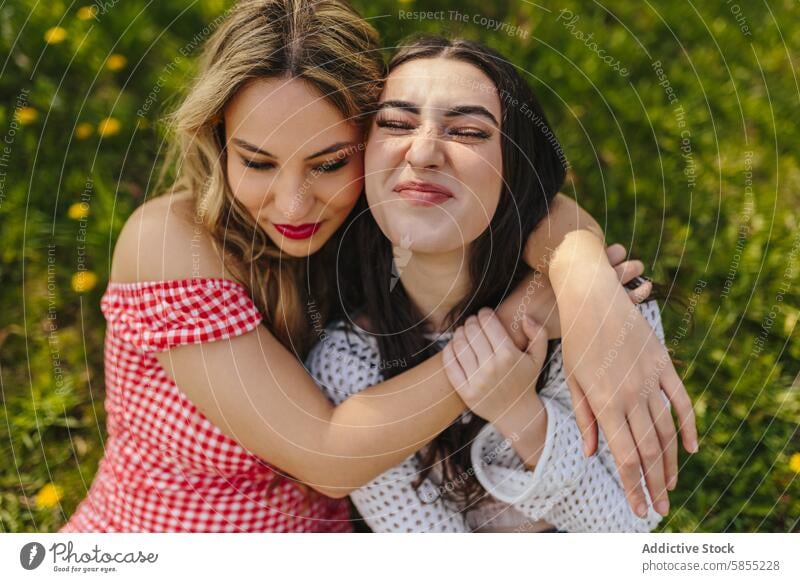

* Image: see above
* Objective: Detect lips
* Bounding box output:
[393,180,454,206]
[273,222,322,240]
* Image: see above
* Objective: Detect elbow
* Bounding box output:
[579,203,604,240]
[297,457,361,498]
[572,194,604,239]
[584,220,604,241]
[554,192,604,240]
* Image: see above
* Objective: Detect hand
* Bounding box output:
[495,242,656,348]
[442,309,548,427]
[605,243,653,303]
[558,270,698,518]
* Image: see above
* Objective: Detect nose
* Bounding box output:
[272,170,314,220]
[404,127,445,169]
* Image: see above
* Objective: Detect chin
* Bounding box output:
[263,235,325,258]
[387,232,455,254]
[281,240,327,257]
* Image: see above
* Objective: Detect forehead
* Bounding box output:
[224,77,359,153]
[382,57,501,117]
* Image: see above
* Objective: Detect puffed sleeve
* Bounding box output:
[101,278,262,353]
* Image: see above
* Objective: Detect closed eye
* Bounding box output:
[241,158,275,170]
[313,155,352,174]
[446,127,491,140]
[376,117,415,132]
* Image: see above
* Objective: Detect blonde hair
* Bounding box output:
[157,0,384,355]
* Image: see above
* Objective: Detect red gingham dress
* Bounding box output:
[60,278,352,532]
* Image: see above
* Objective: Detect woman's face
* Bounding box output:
[224,77,364,257]
[364,57,503,254]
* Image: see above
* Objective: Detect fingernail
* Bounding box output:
[668,475,677,490]
[689,440,699,454]
[656,500,670,515]
[636,503,648,518]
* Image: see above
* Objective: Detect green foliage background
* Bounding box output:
[1,0,797,532]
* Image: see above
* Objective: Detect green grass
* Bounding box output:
[1,0,797,532]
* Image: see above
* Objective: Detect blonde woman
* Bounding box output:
[61,0,694,532]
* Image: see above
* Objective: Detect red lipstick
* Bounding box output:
[393,180,454,206]
[273,222,322,240]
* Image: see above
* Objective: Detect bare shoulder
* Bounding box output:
[111,191,228,283]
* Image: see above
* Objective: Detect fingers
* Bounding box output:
[650,390,679,491]
[660,363,699,454]
[614,259,645,284]
[628,407,670,516]
[521,316,547,361]
[565,369,598,457]
[605,243,627,265]
[604,417,650,518]
[606,247,652,304]
[476,308,514,353]
[464,315,493,363]
[442,343,468,390]
[626,279,653,304]
[451,327,478,377]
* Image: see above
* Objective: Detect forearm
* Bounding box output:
[548,227,615,296]
[547,230,634,351]
[495,270,561,348]
[161,329,465,498]
[549,235,636,350]
[322,354,465,489]
[525,193,604,274]
[492,396,549,470]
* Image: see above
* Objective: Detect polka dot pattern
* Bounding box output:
[306,301,667,532]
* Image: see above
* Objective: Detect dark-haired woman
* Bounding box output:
[307,36,672,532]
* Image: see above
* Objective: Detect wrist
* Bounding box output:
[494,395,548,469]
[548,229,609,291]
[553,257,621,311]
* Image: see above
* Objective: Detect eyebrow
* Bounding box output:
[231,138,356,160]
[377,100,499,126]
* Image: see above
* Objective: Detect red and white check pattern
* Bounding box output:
[60,278,351,532]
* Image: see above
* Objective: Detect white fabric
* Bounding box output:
[305,300,667,532]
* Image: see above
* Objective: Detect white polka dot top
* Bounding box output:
[305,300,668,532]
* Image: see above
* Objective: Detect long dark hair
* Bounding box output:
[350,35,568,509]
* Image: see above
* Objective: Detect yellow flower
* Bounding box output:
[74,122,93,139]
[784,311,798,336]
[77,5,98,20]
[15,107,38,125]
[790,453,800,473]
[44,26,68,44]
[97,117,120,137]
[106,54,127,72]
[35,483,63,509]
[72,271,98,293]
[68,202,90,220]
